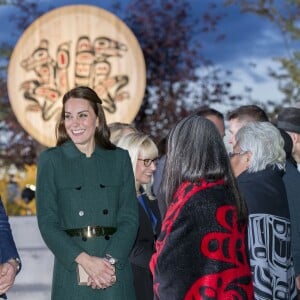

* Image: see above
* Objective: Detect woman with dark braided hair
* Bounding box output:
[36,86,138,299]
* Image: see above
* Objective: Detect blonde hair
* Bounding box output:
[117,132,158,200]
[108,122,137,144]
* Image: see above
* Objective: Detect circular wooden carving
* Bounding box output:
[8,5,146,147]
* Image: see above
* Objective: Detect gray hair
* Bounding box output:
[236,122,285,172]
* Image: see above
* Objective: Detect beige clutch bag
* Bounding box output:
[77,264,89,285]
[76,254,117,286]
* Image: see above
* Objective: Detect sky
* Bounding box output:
[189,1,290,110]
[0,0,297,113]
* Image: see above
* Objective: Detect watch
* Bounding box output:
[104,254,118,265]
[7,257,21,273]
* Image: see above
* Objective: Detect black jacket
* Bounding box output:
[283,159,300,276]
[237,167,297,299]
[129,191,161,300]
[238,166,290,217]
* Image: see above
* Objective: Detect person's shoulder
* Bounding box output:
[284,160,300,184]
[104,146,129,158]
[97,144,122,153]
[40,146,60,156]
[38,146,62,164]
[174,185,231,225]
[43,146,60,153]
[285,160,299,174]
[191,183,228,199]
[181,183,233,213]
[97,146,131,165]
[237,170,253,183]
[113,146,127,154]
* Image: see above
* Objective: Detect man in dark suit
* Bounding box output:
[0,198,21,299]
[277,107,300,297]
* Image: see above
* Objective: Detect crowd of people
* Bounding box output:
[2,85,300,300]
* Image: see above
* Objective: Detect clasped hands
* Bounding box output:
[76,252,116,289]
[0,260,18,294]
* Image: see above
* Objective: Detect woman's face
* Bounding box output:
[230,143,251,177]
[135,153,157,186]
[64,98,99,153]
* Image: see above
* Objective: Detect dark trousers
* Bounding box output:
[132,264,154,300]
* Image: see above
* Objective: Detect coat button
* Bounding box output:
[103,209,108,215]
[79,211,84,216]
[105,235,110,240]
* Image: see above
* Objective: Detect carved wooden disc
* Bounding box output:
[8,5,146,147]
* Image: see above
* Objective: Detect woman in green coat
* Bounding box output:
[36,86,138,300]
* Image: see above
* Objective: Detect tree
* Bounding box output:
[120,0,243,140]
[0,43,39,169]
[0,0,50,169]
[0,0,245,165]
[226,0,300,108]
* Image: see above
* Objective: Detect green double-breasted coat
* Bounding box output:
[36,141,138,300]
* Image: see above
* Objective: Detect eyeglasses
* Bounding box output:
[138,158,158,167]
[228,151,245,158]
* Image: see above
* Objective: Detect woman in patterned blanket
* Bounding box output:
[150,115,254,300]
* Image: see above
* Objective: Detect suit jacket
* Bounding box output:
[237,167,297,299]
[283,159,300,276]
[0,198,21,299]
[152,155,167,218]
[36,141,139,300]
[130,192,161,300]
[130,192,161,269]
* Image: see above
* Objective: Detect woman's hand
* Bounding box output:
[75,252,116,289]
[0,261,18,294]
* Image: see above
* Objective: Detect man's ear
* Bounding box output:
[288,132,298,144]
[244,151,252,168]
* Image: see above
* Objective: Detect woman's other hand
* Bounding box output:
[76,252,116,289]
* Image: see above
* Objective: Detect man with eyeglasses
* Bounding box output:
[230,122,297,299]
[227,105,269,146]
[226,105,270,176]
[0,198,21,299]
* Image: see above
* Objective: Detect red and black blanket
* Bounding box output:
[150,179,254,300]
